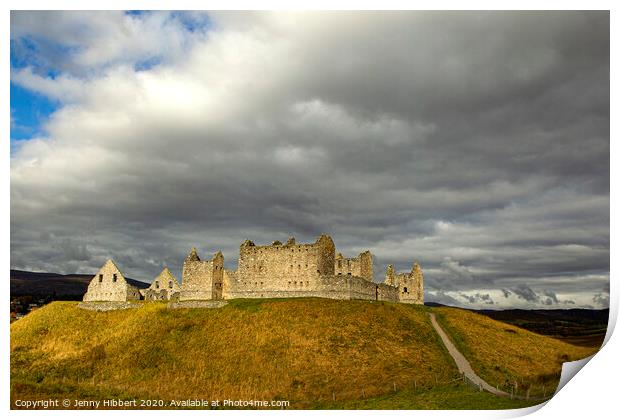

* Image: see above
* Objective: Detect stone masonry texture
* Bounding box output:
[82,234,424,306]
[82,259,141,302]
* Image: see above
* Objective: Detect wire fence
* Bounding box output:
[460,372,552,401]
[283,372,554,407]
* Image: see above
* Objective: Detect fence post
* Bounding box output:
[393,381,396,392]
[362,389,365,399]
[414,379,417,390]
[332,392,335,401]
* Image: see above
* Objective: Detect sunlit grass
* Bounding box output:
[12,299,457,408]
[11,300,589,409]
[433,307,598,396]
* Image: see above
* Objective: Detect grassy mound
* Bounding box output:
[12,299,594,409]
[12,299,458,408]
[433,307,598,397]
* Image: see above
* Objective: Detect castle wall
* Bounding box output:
[225,273,398,301]
[377,283,400,302]
[335,250,373,281]
[225,235,400,302]
[384,263,424,305]
[234,235,335,297]
[82,234,422,306]
[83,260,141,302]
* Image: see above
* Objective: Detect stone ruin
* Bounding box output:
[140,267,181,301]
[83,259,141,302]
[82,234,424,306]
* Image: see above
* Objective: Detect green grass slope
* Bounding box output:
[11,299,582,409]
[434,307,598,397]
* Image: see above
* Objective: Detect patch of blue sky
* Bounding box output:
[11,36,79,77]
[125,10,211,33]
[171,11,212,33]
[125,10,146,16]
[10,82,58,142]
[134,55,162,72]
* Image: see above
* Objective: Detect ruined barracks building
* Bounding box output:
[83,234,424,305]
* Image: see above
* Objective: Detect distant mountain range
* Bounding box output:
[10,269,150,300]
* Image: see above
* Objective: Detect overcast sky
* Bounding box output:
[10,11,609,309]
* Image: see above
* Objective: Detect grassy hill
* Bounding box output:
[434,307,598,397]
[11,299,597,409]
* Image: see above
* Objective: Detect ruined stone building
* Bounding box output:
[82,234,424,305]
[83,259,141,302]
[334,251,373,280]
[179,248,224,301]
[384,263,425,305]
[141,267,181,301]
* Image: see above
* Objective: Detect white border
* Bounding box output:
[2,2,616,420]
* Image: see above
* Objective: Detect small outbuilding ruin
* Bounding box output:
[83,259,141,302]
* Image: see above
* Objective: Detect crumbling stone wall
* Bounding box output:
[222,269,237,300]
[334,250,373,281]
[179,248,224,301]
[225,235,399,301]
[384,262,424,304]
[83,259,141,302]
[81,234,422,307]
[233,234,336,298]
[142,267,181,301]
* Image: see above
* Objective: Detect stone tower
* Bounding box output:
[179,247,224,301]
[383,262,424,304]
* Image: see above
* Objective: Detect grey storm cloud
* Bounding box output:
[593,293,610,307]
[505,284,577,306]
[9,11,609,309]
[459,293,495,305]
[510,285,539,302]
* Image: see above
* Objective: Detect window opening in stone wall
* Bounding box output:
[99,274,103,282]
[113,274,117,282]
[155,281,159,288]
[404,287,408,293]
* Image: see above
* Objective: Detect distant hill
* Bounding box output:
[474,308,609,347]
[10,298,596,409]
[10,269,149,300]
